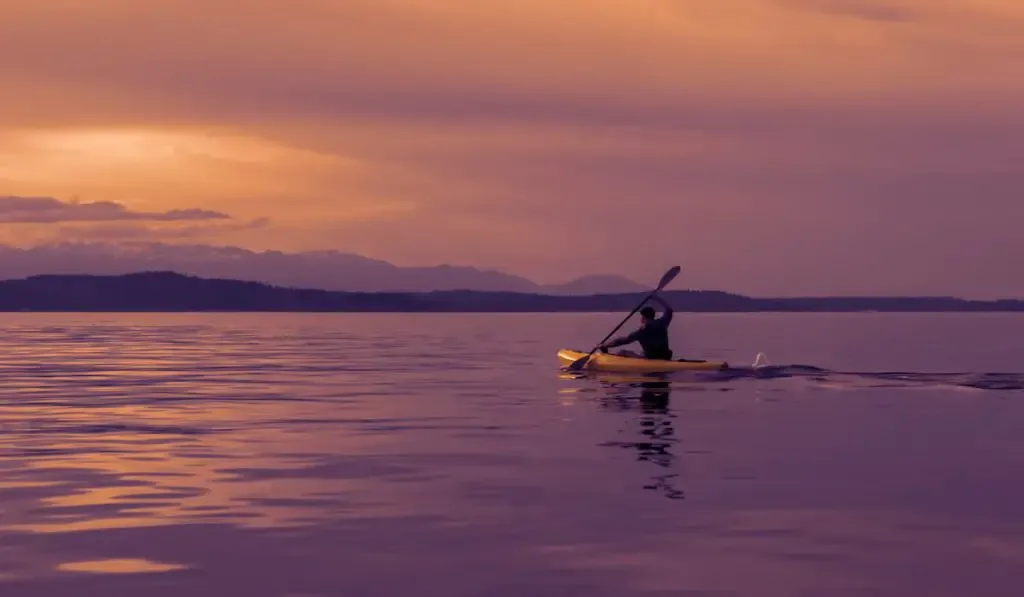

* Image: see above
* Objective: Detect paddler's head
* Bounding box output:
[640,306,656,323]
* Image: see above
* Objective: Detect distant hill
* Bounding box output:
[0,271,1020,312]
[540,275,648,295]
[0,242,644,294]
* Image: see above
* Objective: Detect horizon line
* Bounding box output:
[3,269,1021,303]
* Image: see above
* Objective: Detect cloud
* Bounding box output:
[789,0,917,22]
[2,0,1023,130]
[0,195,229,223]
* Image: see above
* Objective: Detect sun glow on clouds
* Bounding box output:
[0,127,416,248]
[2,127,349,187]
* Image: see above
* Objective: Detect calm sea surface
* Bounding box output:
[1,312,1022,596]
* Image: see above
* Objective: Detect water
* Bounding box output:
[0,312,1022,596]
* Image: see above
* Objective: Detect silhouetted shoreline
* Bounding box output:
[0,271,1020,312]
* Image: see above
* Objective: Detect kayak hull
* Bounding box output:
[557,349,729,373]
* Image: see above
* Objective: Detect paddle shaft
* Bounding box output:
[588,289,661,354]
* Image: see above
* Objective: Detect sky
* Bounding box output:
[1,0,1022,297]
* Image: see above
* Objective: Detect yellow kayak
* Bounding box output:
[557,349,729,373]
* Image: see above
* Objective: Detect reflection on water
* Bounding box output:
[592,379,685,500]
[0,313,1023,597]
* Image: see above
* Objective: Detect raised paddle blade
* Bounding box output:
[564,265,681,371]
[656,266,681,291]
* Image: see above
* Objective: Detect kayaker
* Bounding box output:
[599,295,674,360]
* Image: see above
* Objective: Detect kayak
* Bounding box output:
[557,349,729,373]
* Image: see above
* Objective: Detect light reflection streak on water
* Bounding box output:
[0,317,507,538]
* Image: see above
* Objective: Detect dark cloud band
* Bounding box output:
[0,196,230,223]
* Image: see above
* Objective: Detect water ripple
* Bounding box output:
[1,313,1022,597]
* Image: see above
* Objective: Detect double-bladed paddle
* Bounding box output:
[564,265,681,371]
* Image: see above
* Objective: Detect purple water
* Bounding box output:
[0,312,1022,596]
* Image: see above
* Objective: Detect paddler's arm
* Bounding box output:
[651,294,673,324]
[601,329,640,350]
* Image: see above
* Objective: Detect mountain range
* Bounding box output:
[0,271,1020,312]
[0,242,647,295]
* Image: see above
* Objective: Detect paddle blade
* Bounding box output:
[565,355,591,371]
[656,265,681,291]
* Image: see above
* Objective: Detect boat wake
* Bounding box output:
[711,365,1024,391]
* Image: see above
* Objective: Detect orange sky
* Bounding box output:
[1,0,1022,295]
